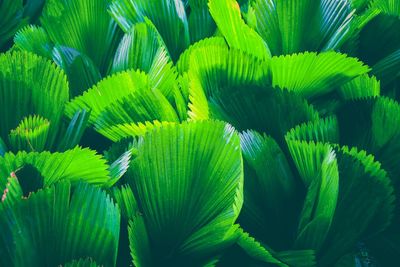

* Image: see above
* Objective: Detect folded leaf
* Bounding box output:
[0,181,120,266]
[127,120,243,265]
[208,0,271,59]
[270,51,370,98]
[0,51,69,149]
[41,0,122,74]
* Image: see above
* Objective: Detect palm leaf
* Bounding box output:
[8,115,50,152]
[286,142,339,251]
[57,109,91,152]
[0,147,111,189]
[338,74,380,100]
[188,0,217,42]
[176,37,227,74]
[52,45,102,97]
[0,51,69,149]
[318,146,395,265]
[270,51,370,98]
[111,20,181,104]
[41,0,122,74]
[0,181,120,266]
[0,0,26,50]
[285,116,340,144]
[126,120,243,265]
[66,69,181,141]
[13,25,53,59]
[251,0,354,54]
[208,0,271,59]
[239,131,299,250]
[108,0,190,61]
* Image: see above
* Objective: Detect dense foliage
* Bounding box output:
[0,0,399,266]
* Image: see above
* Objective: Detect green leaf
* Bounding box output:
[65,69,150,124]
[187,46,270,120]
[202,85,319,145]
[356,7,400,67]
[371,96,400,149]
[0,181,120,266]
[176,36,227,74]
[285,116,340,144]
[127,120,243,265]
[128,215,152,267]
[108,0,190,61]
[270,51,370,98]
[239,131,299,250]
[41,0,122,74]
[52,45,102,97]
[236,229,288,267]
[13,25,53,59]
[0,51,69,149]
[188,0,217,43]
[208,0,271,59]
[338,74,381,100]
[0,0,26,50]
[319,147,395,266]
[112,184,138,220]
[63,258,100,267]
[0,147,111,188]
[251,0,354,54]
[57,109,91,152]
[372,48,400,88]
[8,115,50,152]
[66,69,181,141]
[111,20,180,103]
[274,250,316,267]
[288,142,339,251]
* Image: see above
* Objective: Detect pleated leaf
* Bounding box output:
[338,74,381,100]
[127,121,243,265]
[0,147,110,188]
[239,131,299,250]
[0,51,69,149]
[319,147,395,266]
[8,115,50,152]
[286,142,339,251]
[13,25,53,59]
[188,0,217,43]
[270,51,370,98]
[52,45,102,97]
[0,0,26,50]
[251,0,354,54]
[285,116,340,144]
[108,0,190,61]
[111,20,180,103]
[0,181,120,266]
[65,69,150,124]
[41,0,122,74]
[208,0,271,59]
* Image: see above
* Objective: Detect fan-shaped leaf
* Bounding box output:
[8,115,50,152]
[0,147,110,188]
[270,51,370,98]
[41,0,122,74]
[0,51,69,149]
[108,0,190,61]
[251,0,354,54]
[338,74,380,100]
[208,0,271,59]
[0,0,26,50]
[127,120,243,265]
[52,45,102,97]
[13,25,53,59]
[0,181,120,266]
